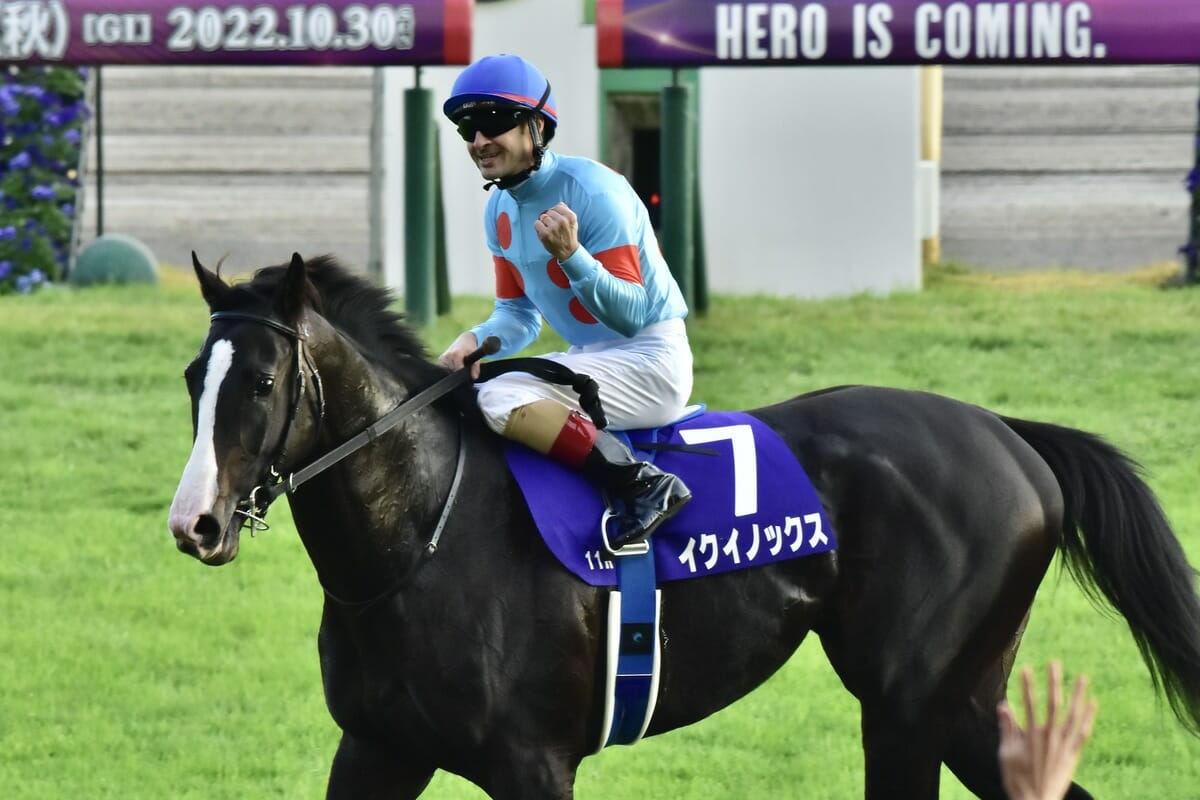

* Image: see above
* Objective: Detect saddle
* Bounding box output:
[504,407,836,586]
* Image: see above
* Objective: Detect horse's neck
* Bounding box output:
[289,325,458,602]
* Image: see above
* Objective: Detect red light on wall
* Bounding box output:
[650,193,660,205]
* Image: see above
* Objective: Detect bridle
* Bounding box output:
[206,311,497,552]
[200,310,620,612]
[209,311,326,533]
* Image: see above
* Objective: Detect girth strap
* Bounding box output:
[478,357,609,430]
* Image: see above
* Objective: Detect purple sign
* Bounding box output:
[0,0,471,65]
[597,0,1200,66]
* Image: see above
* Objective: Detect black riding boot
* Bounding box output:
[582,430,692,551]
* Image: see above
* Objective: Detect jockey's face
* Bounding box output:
[467,117,541,180]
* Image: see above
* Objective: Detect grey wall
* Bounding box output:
[81,65,373,273]
[940,65,1198,271]
[82,64,1200,281]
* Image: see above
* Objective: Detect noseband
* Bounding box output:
[209,311,326,532]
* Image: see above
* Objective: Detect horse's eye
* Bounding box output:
[254,375,275,397]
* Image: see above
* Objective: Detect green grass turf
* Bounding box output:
[1,263,1198,797]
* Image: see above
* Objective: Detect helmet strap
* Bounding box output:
[482,81,553,192]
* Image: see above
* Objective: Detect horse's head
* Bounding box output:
[168,252,322,565]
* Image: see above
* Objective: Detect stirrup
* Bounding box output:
[601,508,650,557]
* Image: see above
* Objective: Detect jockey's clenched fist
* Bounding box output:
[534,202,579,262]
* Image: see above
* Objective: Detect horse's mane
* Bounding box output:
[214,254,487,423]
[220,255,437,381]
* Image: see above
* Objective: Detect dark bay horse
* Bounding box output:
[168,254,1200,799]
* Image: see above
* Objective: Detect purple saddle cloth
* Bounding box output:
[503,410,836,587]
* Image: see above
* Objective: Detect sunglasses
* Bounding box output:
[456,109,526,142]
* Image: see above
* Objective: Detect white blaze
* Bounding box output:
[168,339,234,536]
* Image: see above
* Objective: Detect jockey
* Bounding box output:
[438,53,694,552]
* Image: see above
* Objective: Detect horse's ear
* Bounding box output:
[276,252,309,323]
[192,251,229,308]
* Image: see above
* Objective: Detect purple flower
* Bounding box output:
[2,66,89,289]
[14,271,48,293]
[46,106,79,126]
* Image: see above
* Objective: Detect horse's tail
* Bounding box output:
[1002,415,1200,735]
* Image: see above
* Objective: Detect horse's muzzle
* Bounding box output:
[169,511,240,565]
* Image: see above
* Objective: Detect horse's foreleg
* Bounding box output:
[861,705,942,800]
[326,732,434,800]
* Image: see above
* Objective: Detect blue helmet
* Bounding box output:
[443,54,558,138]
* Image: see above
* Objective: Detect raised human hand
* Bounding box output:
[997,661,1098,800]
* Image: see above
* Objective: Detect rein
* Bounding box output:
[261,336,495,507]
[207,311,621,612]
[210,310,498,534]
[318,413,469,614]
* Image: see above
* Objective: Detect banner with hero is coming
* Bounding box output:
[596,0,1200,67]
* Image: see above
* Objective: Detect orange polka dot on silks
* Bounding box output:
[546,258,569,288]
[496,212,512,249]
[568,297,597,324]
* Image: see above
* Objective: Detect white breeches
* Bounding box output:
[476,318,693,435]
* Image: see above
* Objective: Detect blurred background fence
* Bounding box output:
[80,63,1199,277]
